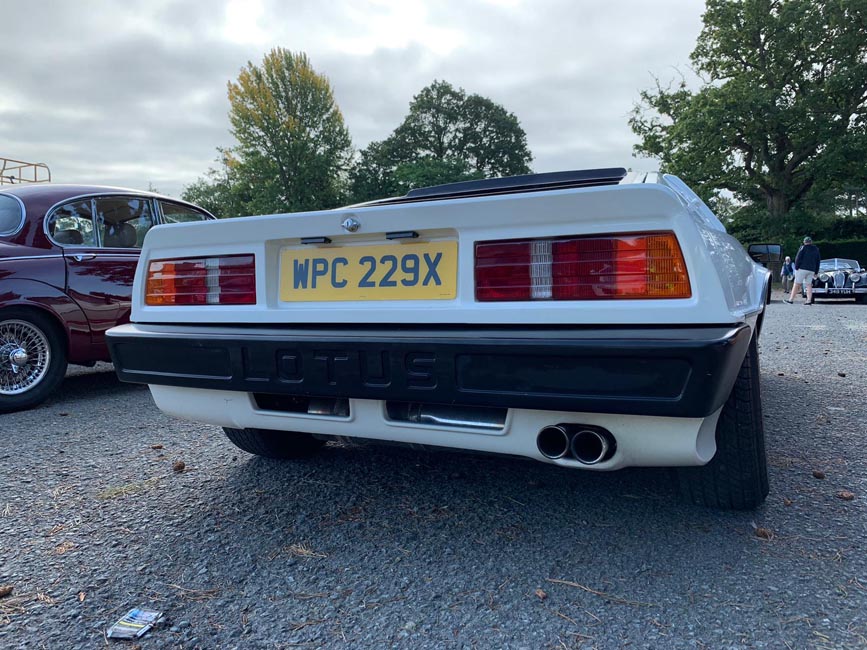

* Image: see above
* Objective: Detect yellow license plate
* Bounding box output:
[279,241,458,301]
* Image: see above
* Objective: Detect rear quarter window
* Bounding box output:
[159,201,212,224]
[0,194,24,235]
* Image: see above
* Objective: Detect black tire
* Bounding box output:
[0,309,68,413]
[222,427,325,459]
[856,295,867,305]
[676,337,769,510]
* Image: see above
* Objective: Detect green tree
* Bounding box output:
[229,48,353,212]
[187,48,353,216]
[630,0,867,222]
[350,80,532,202]
[181,150,251,218]
[346,141,403,204]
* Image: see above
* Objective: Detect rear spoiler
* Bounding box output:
[365,168,628,206]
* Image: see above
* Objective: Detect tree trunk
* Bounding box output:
[766,192,790,219]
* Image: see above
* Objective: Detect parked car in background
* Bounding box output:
[0,184,215,412]
[804,258,867,303]
[108,169,773,510]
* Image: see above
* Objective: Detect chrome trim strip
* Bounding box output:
[40,190,211,223]
[43,195,98,246]
[0,253,65,261]
[42,192,216,246]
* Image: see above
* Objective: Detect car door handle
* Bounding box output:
[72,253,97,262]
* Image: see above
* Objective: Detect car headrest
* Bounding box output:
[103,222,137,248]
[53,229,84,245]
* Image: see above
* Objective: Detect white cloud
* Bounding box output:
[223,0,269,44]
[0,0,705,198]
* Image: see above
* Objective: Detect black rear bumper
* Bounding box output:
[108,323,752,418]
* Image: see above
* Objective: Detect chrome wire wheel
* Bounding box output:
[0,319,51,396]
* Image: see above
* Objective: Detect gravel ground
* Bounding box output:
[1,294,866,649]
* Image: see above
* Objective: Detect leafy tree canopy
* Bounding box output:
[181,149,252,218]
[185,48,352,215]
[350,80,532,202]
[630,0,867,222]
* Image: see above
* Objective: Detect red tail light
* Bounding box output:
[145,254,256,306]
[475,232,690,302]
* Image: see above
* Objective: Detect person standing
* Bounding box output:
[785,237,821,304]
[780,256,794,293]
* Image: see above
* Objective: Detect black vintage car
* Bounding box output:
[804,258,867,303]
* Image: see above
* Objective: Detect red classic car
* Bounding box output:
[0,184,215,412]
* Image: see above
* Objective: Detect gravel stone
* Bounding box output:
[1,295,866,648]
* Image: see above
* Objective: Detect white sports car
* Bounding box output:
[107,169,772,509]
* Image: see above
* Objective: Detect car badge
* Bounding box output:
[341,216,361,233]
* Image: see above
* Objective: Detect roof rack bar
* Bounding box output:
[0,157,52,185]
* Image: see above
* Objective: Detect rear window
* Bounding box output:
[0,194,24,235]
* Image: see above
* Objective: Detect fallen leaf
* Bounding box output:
[812,470,826,480]
[151,444,164,450]
[754,527,774,541]
[54,541,76,555]
[173,460,186,473]
[534,588,547,601]
[78,591,85,602]
[837,491,855,501]
[0,585,12,598]
[783,498,793,506]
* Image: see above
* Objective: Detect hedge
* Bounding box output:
[766,237,867,263]
[811,239,867,263]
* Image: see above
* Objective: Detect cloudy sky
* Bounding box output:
[0,0,705,198]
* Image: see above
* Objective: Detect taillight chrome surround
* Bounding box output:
[145,254,256,306]
[475,231,691,301]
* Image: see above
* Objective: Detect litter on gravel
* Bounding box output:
[106,608,163,640]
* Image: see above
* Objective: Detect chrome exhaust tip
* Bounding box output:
[537,425,571,459]
[570,428,614,465]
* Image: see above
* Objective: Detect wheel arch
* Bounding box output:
[0,280,92,361]
[754,269,772,340]
[0,302,69,354]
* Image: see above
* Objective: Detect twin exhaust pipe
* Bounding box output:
[537,424,616,465]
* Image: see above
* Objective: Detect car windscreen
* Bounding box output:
[0,194,24,235]
[819,259,859,272]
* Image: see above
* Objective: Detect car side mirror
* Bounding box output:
[748,243,782,264]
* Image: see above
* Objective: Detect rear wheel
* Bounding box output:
[222,427,325,459]
[676,337,769,510]
[0,310,68,413]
